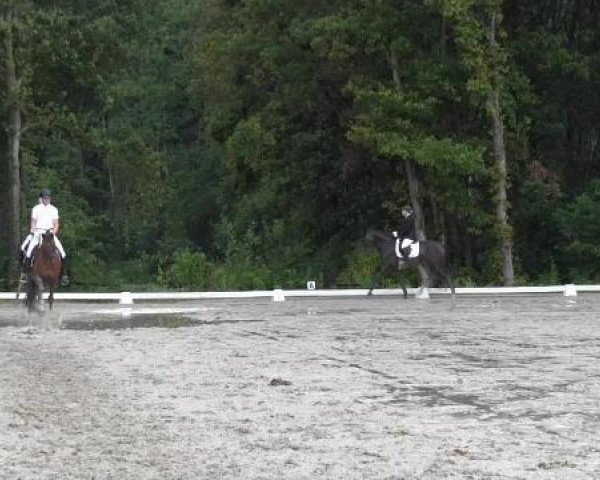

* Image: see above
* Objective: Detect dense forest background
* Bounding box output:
[1,0,599,291]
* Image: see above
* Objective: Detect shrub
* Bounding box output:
[158,250,213,289]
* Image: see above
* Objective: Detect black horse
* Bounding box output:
[365,230,455,298]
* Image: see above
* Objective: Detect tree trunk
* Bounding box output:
[431,196,446,245]
[4,24,22,282]
[488,12,514,286]
[404,158,430,288]
[390,46,430,288]
[403,159,426,242]
[439,1,447,58]
[488,90,514,285]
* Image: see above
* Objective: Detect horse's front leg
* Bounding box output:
[368,265,389,296]
[25,278,34,311]
[396,260,409,298]
[35,276,45,312]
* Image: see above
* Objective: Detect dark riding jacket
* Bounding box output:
[397,213,416,241]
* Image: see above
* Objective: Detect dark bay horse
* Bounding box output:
[365,230,455,298]
[26,230,62,312]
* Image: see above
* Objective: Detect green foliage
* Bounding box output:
[158,250,213,290]
[210,261,272,291]
[4,0,600,290]
[443,0,508,99]
[479,249,504,286]
[553,180,600,282]
[536,258,559,286]
[555,180,600,243]
[452,266,479,287]
[512,179,562,280]
[561,243,600,283]
[336,248,380,287]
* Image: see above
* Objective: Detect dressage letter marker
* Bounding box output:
[273,289,285,302]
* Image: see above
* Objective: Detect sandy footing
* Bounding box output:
[1,296,599,479]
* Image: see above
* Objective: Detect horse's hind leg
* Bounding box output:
[448,272,456,298]
[439,263,456,298]
[433,264,455,298]
[49,289,54,310]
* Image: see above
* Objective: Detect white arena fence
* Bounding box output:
[0,284,597,303]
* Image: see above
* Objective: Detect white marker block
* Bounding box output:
[306,281,316,290]
[119,291,134,305]
[273,289,285,302]
[563,284,577,297]
[415,287,430,300]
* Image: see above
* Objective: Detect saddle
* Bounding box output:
[394,237,420,259]
[26,241,60,270]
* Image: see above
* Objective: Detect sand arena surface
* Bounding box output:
[1,295,600,479]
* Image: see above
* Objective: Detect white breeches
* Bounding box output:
[25,230,66,259]
[21,234,34,252]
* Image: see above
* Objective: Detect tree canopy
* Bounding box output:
[2,0,600,289]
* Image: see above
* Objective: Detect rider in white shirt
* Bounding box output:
[23,189,67,274]
[20,193,43,256]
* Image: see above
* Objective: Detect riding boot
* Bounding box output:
[23,256,32,272]
[59,258,70,286]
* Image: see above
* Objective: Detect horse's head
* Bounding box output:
[28,229,62,309]
[40,229,55,245]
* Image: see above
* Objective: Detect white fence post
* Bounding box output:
[563,284,577,297]
[272,289,285,302]
[415,287,430,299]
[120,291,134,305]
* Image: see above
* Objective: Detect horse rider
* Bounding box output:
[23,189,67,279]
[392,204,416,259]
[20,192,43,261]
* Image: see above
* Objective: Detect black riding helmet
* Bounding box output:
[401,204,413,217]
[40,188,52,198]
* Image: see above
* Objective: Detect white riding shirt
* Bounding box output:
[25,203,65,259]
[31,203,59,231]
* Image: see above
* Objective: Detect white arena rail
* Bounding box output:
[1,284,599,302]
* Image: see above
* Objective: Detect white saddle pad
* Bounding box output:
[395,238,420,258]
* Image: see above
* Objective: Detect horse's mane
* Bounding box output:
[40,232,56,253]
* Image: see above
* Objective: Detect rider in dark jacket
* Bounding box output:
[394,205,416,258]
